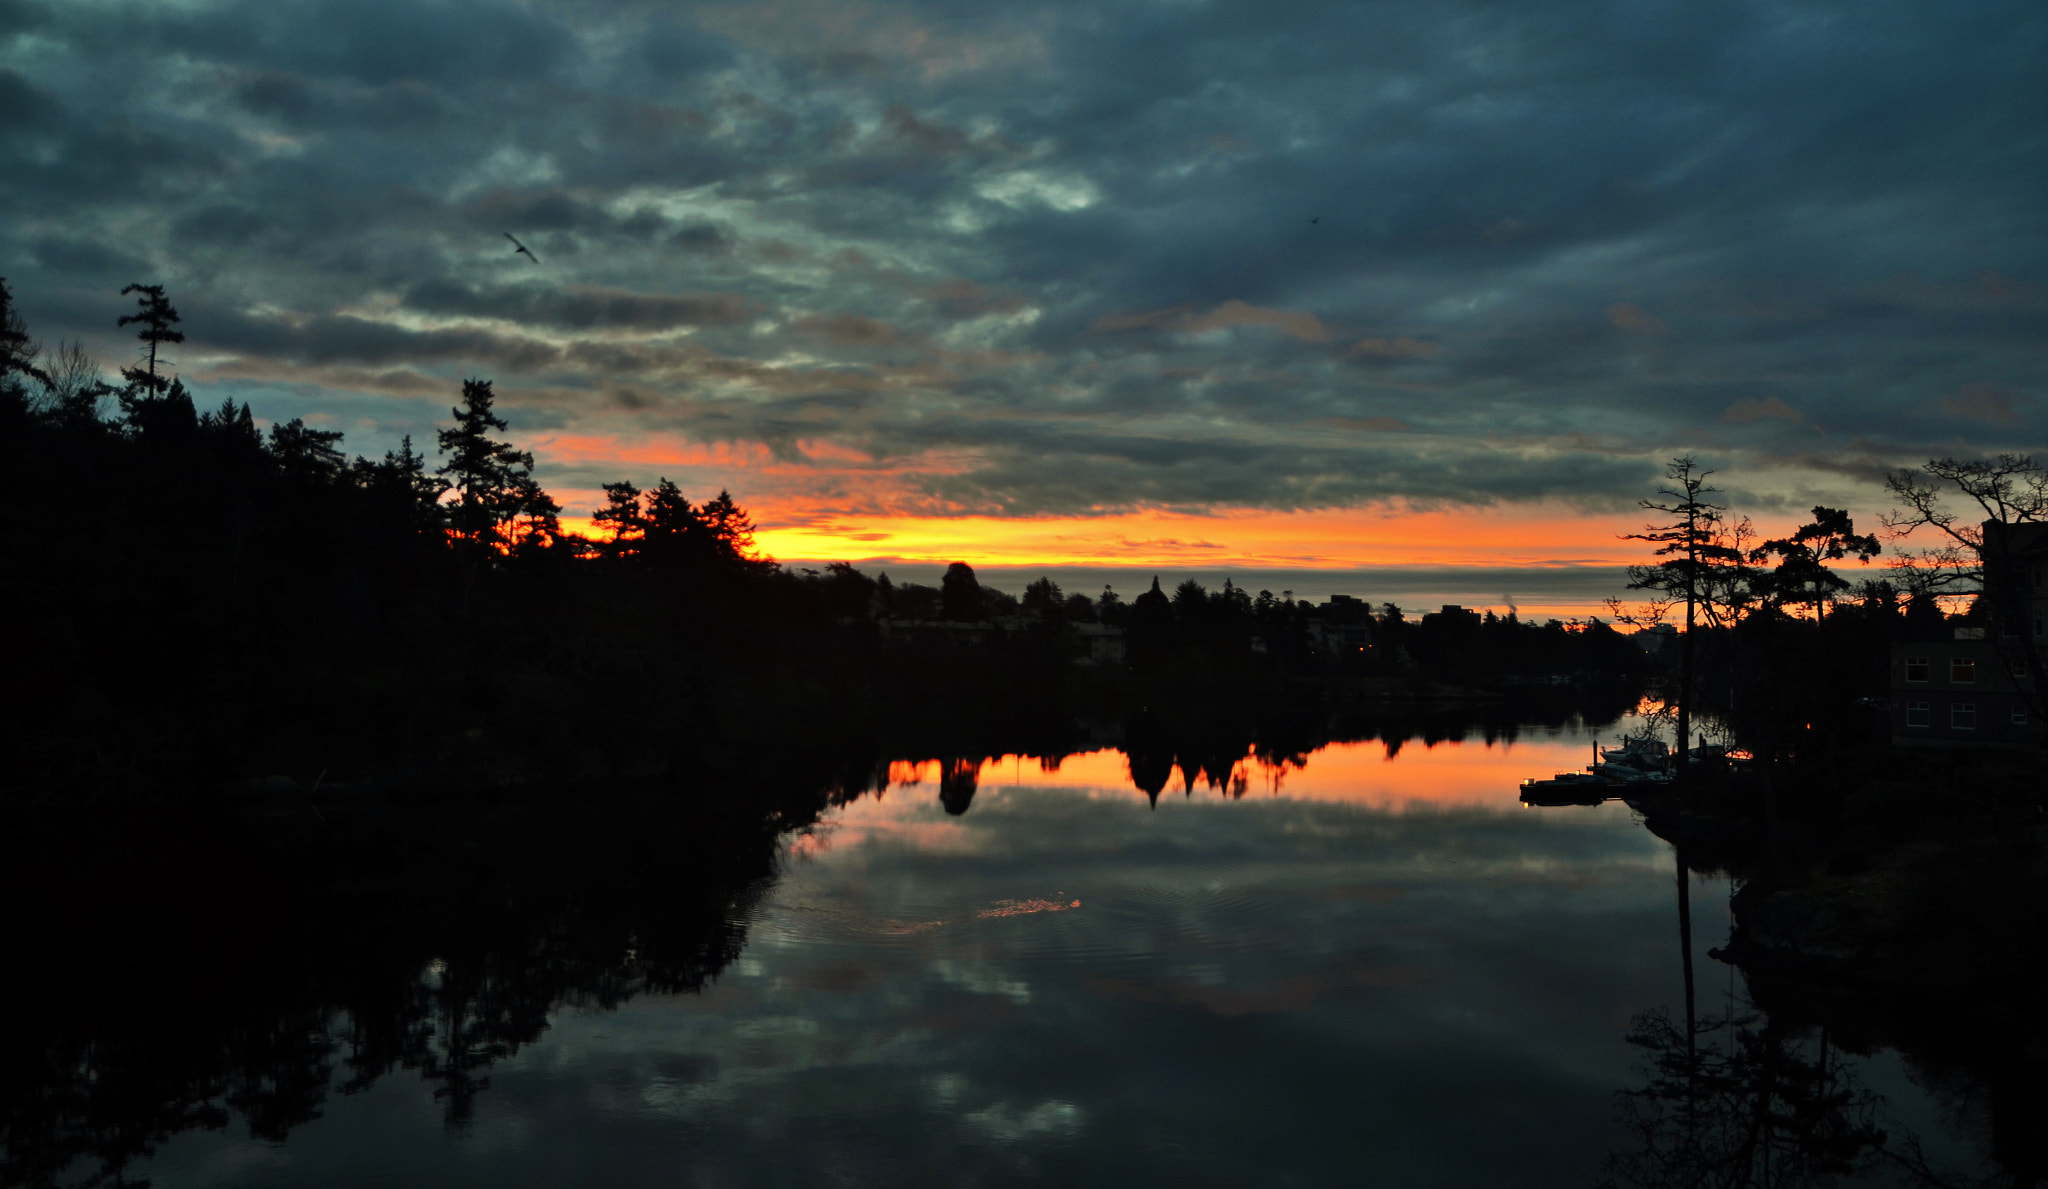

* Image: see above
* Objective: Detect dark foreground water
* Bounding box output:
[30,731,2001,1187]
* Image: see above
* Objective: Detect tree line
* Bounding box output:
[2,279,1650,801]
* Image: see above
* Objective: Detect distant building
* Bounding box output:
[1890,627,2035,747]
[1890,520,2046,748]
[1305,595,1373,658]
[1419,604,1481,630]
[1074,622,1127,665]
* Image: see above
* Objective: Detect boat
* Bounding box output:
[1599,734,1671,776]
[1518,770,1613,806]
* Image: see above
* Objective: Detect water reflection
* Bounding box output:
[1,716,2028,1188]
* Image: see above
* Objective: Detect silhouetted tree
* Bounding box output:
[1750,507,1881,620]
[115,282,183,403]
[269,418,347,484]
[35,340,111,429]
[435,378,536,553]
[641,477,702,566]
[354,436,448,538]
[0,277,49,396]
[1884,454,2048,728]
[940,561,983,621]
[1022,576,1064,620]
[592,481,644,560]
[1623,457,1744,769]
[700,488,757,563]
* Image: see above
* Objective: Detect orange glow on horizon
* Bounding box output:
[560,502,1652,572]
[746,504,1647,570]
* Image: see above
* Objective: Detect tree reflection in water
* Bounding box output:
[0,793,787,1189]
[1603,845,2034,1189]
[1603,1010,1892,1188]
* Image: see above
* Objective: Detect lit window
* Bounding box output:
[1952,703,1977,730]
[2013,708,2029,726]
[1951,658,1976,684]
[1905,701,1930,727]
[1904,657,1929,682]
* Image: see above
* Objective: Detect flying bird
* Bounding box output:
[504,232,540,264]
[1309,217,1321,225]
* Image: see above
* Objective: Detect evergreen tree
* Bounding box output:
[507,473,562,556]
[1622,457,1745,767]
[269,418,347,483]
[116,283,183,403]
[641,477,702,565]
[1749,506,1880,620]
[355,436,449,537]
[591,481,645,559]
[699,489,757,562]
[0,277,49,395]
[1022,576,1064,620]
[200,398,261,451]
[435,378,537,551]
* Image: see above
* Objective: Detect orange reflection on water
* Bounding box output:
[889,733,1598,810]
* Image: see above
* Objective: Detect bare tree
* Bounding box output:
[38,340,113,427]
[1883,454,2048,729]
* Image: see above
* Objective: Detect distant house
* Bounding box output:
[1074,622,1127,665]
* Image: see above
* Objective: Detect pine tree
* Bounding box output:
[269,417,347,482]
[591,481,645,559]
[1622,457,1747,770]
[435,378,537,552]
[699,489,757,562]
[507,473,562,556]
[641,477,701,566]
[116,283,183,402]
[0,277,49,394]
[355,436,449,538]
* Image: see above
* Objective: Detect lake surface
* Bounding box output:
[64,730,1994,1186]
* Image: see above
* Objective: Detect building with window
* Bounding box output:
[1889,520,2047,748]
[1891,627,2035,746]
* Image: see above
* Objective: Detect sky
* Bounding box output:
[3,0,2044,611]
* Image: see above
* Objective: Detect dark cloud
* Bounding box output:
[1,0,2042,523]
[401,280,751,332]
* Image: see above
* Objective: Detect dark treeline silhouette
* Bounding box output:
[0,282,1651,804]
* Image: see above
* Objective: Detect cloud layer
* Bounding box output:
[3,0,2044,532]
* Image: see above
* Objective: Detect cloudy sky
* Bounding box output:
[3,0,2043,601]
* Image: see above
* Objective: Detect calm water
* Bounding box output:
[107,731,1989,1186]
